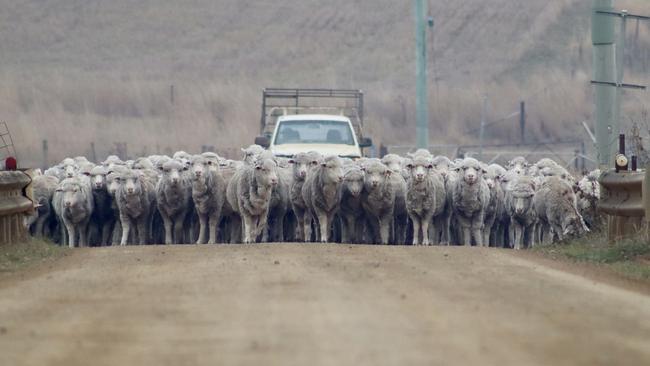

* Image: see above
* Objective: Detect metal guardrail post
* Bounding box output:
[0,171,33,245]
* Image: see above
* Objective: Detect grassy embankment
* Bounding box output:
[535,231,650,282]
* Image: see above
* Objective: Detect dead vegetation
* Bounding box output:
[0,0,648,166]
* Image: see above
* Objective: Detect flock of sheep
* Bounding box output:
[27,145,602,248]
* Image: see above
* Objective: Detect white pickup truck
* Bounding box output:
[255,89,372,158]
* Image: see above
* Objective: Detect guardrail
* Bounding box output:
[0,171,33,244]
[599,169,649,241]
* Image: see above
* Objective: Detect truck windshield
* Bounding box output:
[274,120,356,145]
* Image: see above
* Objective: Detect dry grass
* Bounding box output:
[0,0,648,166]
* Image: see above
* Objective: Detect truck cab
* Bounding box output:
[255,88,372,158]
[269,114,363,158]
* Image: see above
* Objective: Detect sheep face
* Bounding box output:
[63,163,77,178]
[344,169,364,197]
[191,157,212,179]
[59,181,85,209]
[201,153,221,172]
[512,191,534,215]
[254,159,278,188]
[289,153,311,180]
[90,172,105,190]
[122,171,142,196]
[107,173,124,196]
[320,157,344,184]
[408,157,433,183]
[89,167,108,190]
[160,161,187,188]
[363,162,390,190]
[242,145,264,164]
[562,214,584,238]
[458,158,484,185]
[381,154,403,174]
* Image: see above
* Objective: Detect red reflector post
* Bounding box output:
[5,157,17,171]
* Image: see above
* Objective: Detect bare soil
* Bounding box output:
[1,244,649,366]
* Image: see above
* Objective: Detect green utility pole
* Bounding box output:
[592,0,617,169]
[415,0,428,149]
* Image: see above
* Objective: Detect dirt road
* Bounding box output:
[1,244,649,366]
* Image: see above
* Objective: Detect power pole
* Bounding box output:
[415,0,428,149]
[591,1,648,169]
[592,0,617,169]
[479,95,487,160]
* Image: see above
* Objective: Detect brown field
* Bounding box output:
[0,0,648,166]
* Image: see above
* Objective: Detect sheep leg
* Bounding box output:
[303,212,313,243]
[34,216,46,238]
[482,226,492,247]
[120,216,131,246]
[161,214,173,245]
[137,218,148,245]
[379,216,391,245]
[410,216,420,245]
[65,222,76,248]
[208,212,220,245]
[421,216,432,246]
[101,221,113,246]
[242,214,254,244]
[442,214,451,245]
[513,224,523,250]
[173,217,185,244]
[78,223,89,248]
[274,214,285,242]
[196,214,208,244]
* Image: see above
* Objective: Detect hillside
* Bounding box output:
[0,0,648,166]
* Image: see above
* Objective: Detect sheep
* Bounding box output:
[485,164,507,247]
[405,156,446,245]
[88,166,115,246]
[288,152,321,241]
[61,158,78,179]
[576,169,602,230]
[105,166,129,244]
[507,156,529,175]
[361,161,395,244]
[301,156,344,243]
[339,166,366,244]
[116,169,156,245]
[190,155,227,244]
[226,157,278,243]
[505,175,537,249]
[241,144,265,165]
[452,158,490,246]
[535,176,587,244]
[55,177,94,247]
[381,154,409,180]
[481,163,504,247]
[27,175,59,238]
[156,160,192,244]
[430,156,456,244]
